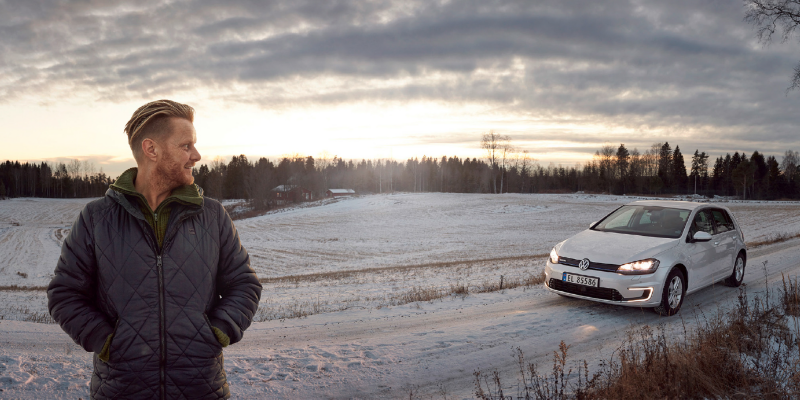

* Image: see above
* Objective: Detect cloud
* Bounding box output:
[2,0,800,158]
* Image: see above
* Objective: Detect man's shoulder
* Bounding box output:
[81,195,117,217]
[202,196,222,208]
[201,197,224,215]
[196,197,233,226]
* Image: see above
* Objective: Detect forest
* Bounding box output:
[2,140,800,206]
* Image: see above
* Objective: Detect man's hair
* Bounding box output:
[124,100,195,162]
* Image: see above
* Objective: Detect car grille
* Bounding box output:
[548,279,651,302]
[548,278,624,301]
[559,257,619,272]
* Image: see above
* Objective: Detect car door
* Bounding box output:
[709,208,737,282]
[685,209,718,290]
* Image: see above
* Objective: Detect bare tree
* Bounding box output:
[481,131,499,193]
[67,159,82,197]
[745,0,800,90]
[481,131,511,193]
[499,137,513,193]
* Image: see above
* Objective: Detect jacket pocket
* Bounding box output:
[203,313,224,352]
[99,318,120,364]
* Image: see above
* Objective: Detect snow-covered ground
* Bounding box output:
[2,193,800,399]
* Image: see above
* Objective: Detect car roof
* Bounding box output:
[625,200,710,210]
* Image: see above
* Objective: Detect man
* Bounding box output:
[47,99,262,399]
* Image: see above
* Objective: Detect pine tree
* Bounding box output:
[672,146,687,194]
[615,144,630,194]
[691,150,702,194]
[658,142,673,190]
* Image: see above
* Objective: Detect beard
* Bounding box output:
[155,150,194,190]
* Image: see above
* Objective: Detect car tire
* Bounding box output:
[724,253,746,287]
[653,268,685,316]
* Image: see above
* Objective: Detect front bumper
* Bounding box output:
[544,260,664,307]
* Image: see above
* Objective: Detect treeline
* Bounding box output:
[192,154,499,208]
[579,142,798,199]
[2,142,799,202]
[195,143,800,206]
[0,160,112,199]
[191,142,800,205]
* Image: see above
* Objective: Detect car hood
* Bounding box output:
[557,229,679,264]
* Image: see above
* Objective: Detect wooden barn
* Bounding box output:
[326,189,356,198]
[272,185,313,204]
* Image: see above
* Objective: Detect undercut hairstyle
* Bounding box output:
[124,100,195,162]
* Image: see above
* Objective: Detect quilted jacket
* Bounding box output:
[47,187,262,399]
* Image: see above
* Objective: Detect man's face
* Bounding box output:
[155,118,201,188]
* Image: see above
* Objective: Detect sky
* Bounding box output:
[1,0,799,177]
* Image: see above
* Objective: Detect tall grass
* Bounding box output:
[475,282,800,399]
[747,232,800,248]
[254,272,546,321]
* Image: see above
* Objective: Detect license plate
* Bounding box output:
[563,273,599,287]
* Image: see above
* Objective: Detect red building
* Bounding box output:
[326,189,356,198]
[273,185,313,204]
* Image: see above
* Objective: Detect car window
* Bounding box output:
[690,210,714,237]
[603,207,636,229]
[711,209,735,234]
[593,205,689,238]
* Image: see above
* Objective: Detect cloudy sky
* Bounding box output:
[1,0,799,176]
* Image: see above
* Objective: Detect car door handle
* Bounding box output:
[714,241,719,246]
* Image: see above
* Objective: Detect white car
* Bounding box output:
[544,200,747,316]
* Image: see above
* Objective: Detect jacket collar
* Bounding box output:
[110,168,204,206]
[108,167,204,220]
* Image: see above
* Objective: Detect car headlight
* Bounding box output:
[549,248,559,264]
[617,258,660,275]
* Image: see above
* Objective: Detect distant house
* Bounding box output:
[326,189,356,198]
[272,185,313,205]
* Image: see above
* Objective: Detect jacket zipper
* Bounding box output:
[157,254,166,400]
[155,209,200,400]
[136,204,201,400]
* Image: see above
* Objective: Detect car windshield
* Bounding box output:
[592,205,690,238]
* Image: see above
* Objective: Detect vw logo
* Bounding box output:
[579,258,590,271]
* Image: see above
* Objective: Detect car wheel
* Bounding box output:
[653,268,685,316]
[724,253,746,287]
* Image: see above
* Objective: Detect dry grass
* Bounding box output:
[0,285,47,291]
[781,273,800,317]
[258,254,547,285]
[253,296,348,320]
[475,283,800,399]
[254,270,546,322]
[747,232,800,248]
[473,272,546,293]
[1,305,55,323]
[253,256,547,321]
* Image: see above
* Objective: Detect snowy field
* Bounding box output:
[2,193,800,398]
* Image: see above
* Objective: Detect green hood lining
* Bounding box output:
[110,167,203,213]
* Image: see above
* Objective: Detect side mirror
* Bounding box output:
[692,231,712,242]
[590,221,597,229]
